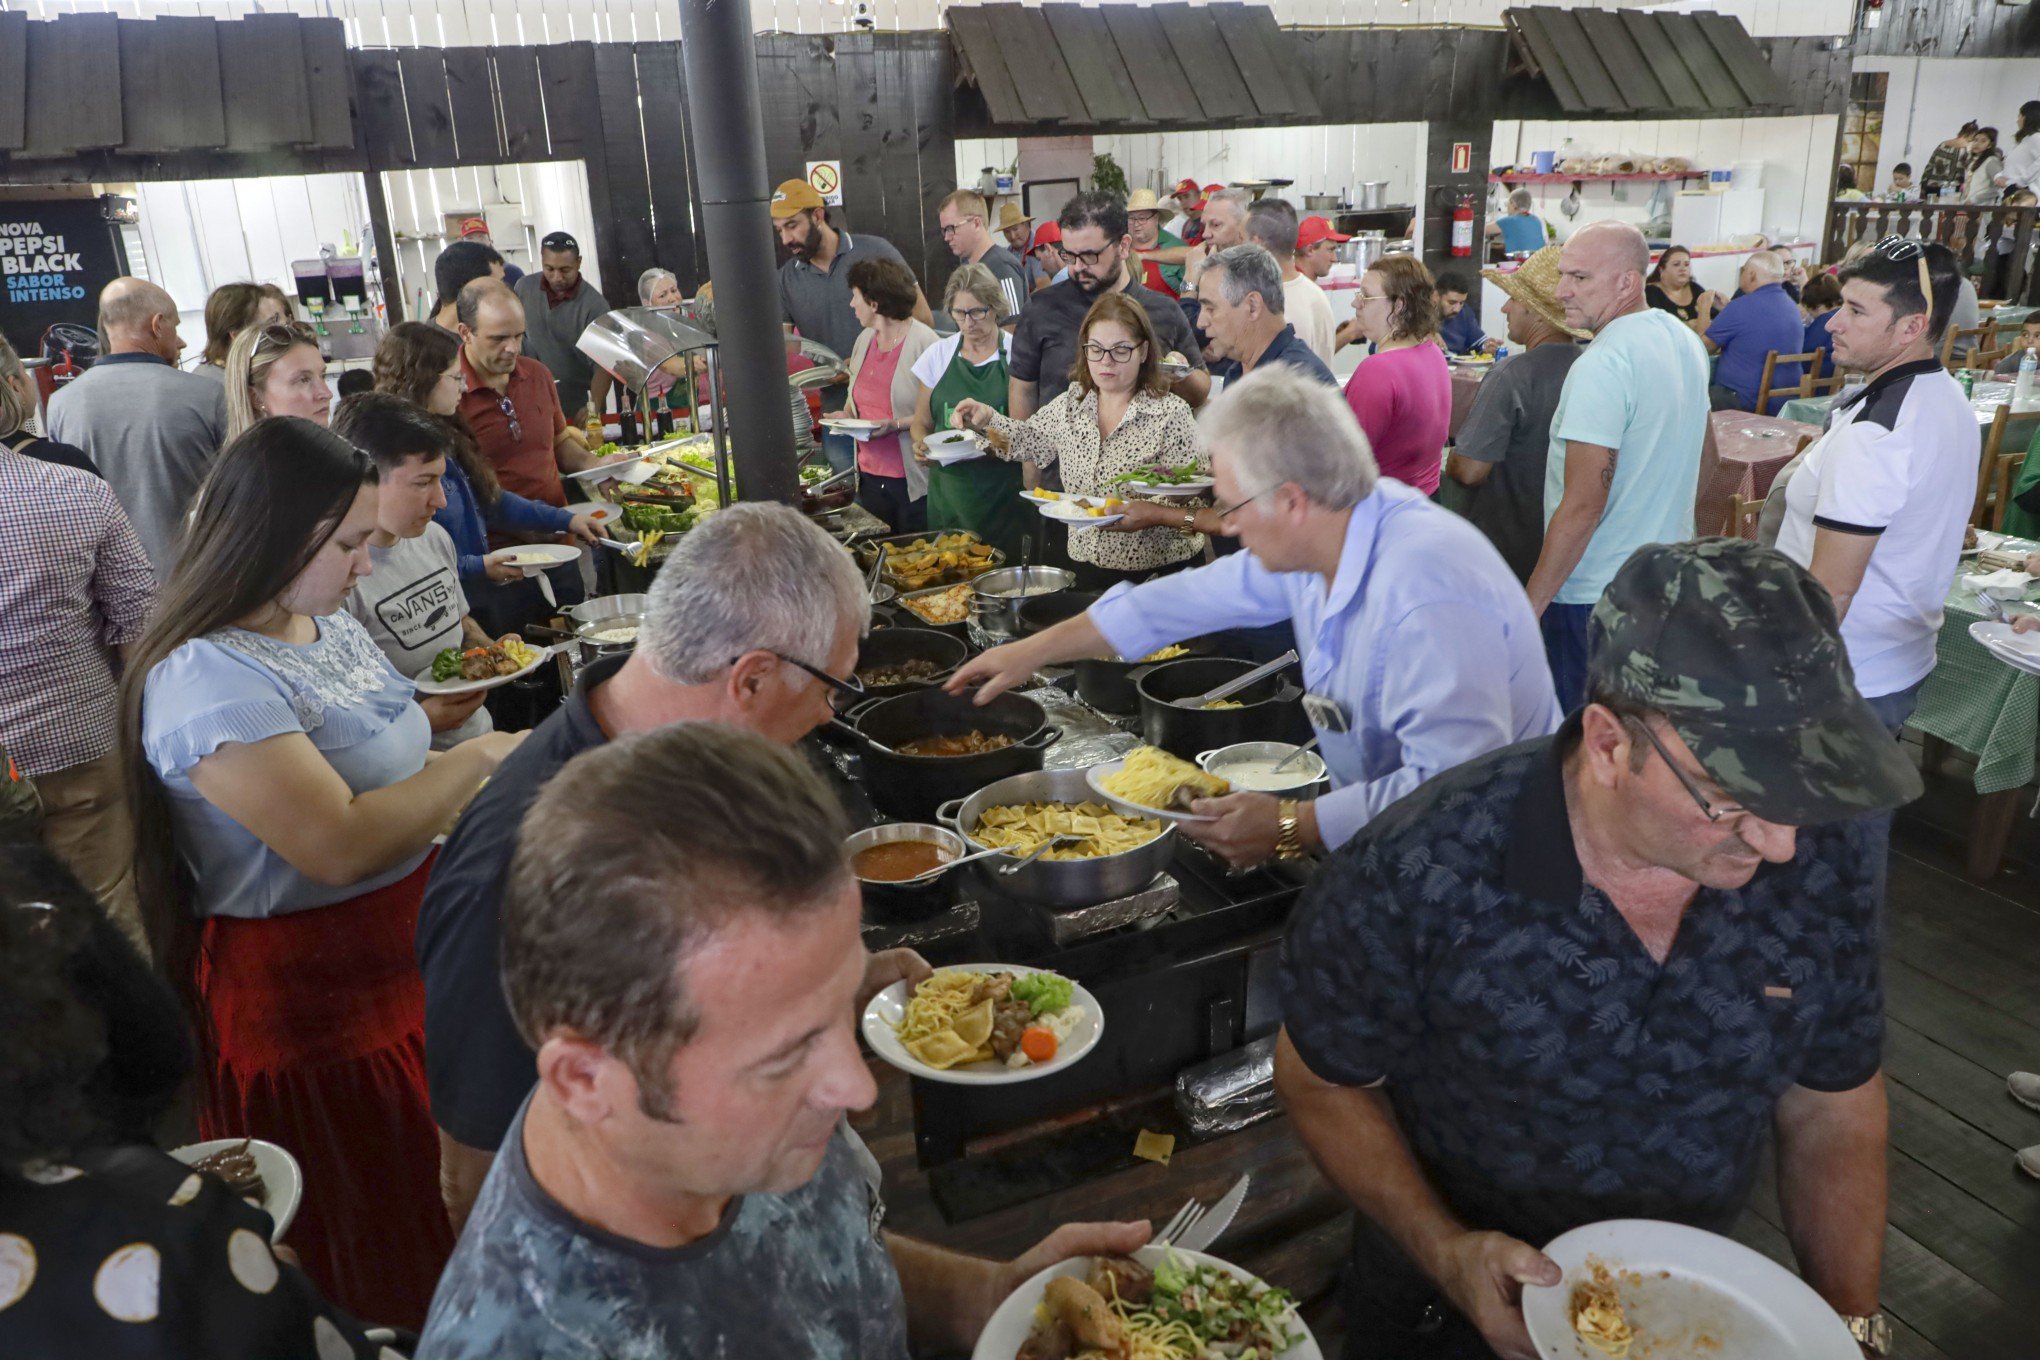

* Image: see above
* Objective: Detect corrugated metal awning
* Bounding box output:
[949,1,1321,130]
[1505,6,1783,115]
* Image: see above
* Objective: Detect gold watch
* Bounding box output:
[1180,508,1198,532]
[1274,799,1307,860]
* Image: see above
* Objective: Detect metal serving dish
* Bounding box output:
[970,565,1075,642]
[892,581,977,638]
[855,528,1007,591]
[936,767,1177,910]
[847,627,971,704]
[530,593,649,662]
[845,822,968,921]
[1133,656,1309,760]
[1195,740,1329,795]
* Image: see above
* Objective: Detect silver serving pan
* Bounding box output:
[970,565,1075,641]
[936,767,1177,909]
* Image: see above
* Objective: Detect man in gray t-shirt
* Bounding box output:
[416,725,1148,1360]
[1443,262,1585,583]
[513,231,613,424]
[46,278,227,577]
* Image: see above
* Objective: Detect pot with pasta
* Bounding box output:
[936,767,1177,909]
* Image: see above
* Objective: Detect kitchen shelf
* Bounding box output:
[1490,172,1710,184]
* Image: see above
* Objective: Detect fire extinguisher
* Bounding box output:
[1451,196,1475,258]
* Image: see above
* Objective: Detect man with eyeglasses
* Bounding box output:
[454,279,610,510]
[1007,190,1209,420]
[1278,538,1915,1360]
[937,189,1027,325]
[416,503,921,1233]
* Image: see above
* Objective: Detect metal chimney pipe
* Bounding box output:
[679,0,798,506]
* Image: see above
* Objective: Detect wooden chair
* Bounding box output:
[1993,451,2029,531]
[1726,493,1764,539]
[1973,343,2014,374]
[1973,406,2015,527]
[1943,322,2001,371]
[1755,350,1823,414]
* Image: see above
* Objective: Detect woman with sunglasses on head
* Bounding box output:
[954,292,1201,589]
[119,417,526,1330]
[373,322,604,635]
[906,262,1029,558]
[224,322,332,441]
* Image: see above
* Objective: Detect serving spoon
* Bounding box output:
[892,834,1084,884]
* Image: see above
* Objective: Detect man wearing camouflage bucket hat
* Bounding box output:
[1276,538,1911,1360]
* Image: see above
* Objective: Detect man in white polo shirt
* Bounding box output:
[1773,238,1975,738]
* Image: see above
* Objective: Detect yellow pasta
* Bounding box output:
[893,971,996,1070]
[972,801,1162,859]
[1099,747,1230,812]
[1570,1260,1633,1358]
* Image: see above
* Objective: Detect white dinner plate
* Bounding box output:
[925,430,987,465]
[413,645,552,696]
[1114,477,1212,497]
[495,543,583,572]
[564,454,659,485]
[1523,1220,1857,1360]
[169,1138,303,1244]
[1971,619,2040,676]
[1085,757,1219,823]
[970,1244,1321,1360]
[1158,360,1195,380]
[861,963,1102,1086]
[822,416,886,434]
[1022,493,1125,527]
[564,500,622,525]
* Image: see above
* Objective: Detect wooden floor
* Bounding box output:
[861,765,2040,1359]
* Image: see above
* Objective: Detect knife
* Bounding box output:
[1174,1173,1249,1254]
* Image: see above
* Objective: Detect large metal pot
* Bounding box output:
[1303,192,1343,211]
[848,627,971,703]
[529,593,649,663]
[1357,180,1389,210]
[1015,590,1215,715]
[838,689,1061,822]
[845,822,968,922]
[1339,230,1388,272]
[937,767,1177,909]
[1133,657,1309,760]
[972,565,1075,641]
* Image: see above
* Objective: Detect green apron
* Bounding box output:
[2000,423,2040,541]
[926,342,1031,559]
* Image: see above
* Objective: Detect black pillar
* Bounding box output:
[1423,119,1492,283]
[679,0,798,506]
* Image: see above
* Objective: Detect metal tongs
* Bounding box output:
[1178,649,1300,710]
[808,464,857,495]
[894,834,1083,884]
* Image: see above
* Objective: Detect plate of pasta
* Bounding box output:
[1522,1220,1857,1360]
[1087,747,1232,823]
[971,1247,1320,1360]
[862,964,1102,1086]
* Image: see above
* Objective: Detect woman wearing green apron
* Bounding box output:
[911,264,1032,559]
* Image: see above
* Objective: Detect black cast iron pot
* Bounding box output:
[842,628,972,707]
[1131,656,1308,760]
[835,688,1061,822]
[1016,590,1215,715]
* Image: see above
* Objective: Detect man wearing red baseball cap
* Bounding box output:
[1178,183,1226,245]
[1295,215,1350,284]
[1163,178,1200,237]
[1024,221,1066,295]
[461,217,524,285]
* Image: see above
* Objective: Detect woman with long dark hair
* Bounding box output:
[1998,100,2040,195]
[1966,126,2005,201]
[195,281,289,383]
[118,417,524,1328]
[373,322,601,633]
[1644,245,1723,325]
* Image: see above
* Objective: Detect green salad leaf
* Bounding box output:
[430,648,464,682]
[1009,971,1072,1017]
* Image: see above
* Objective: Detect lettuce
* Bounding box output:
[1010,971,1072,1017]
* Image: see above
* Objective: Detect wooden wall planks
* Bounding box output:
[22,15,122,157]
[118,17,227,155]
[219,14,314,151]
[0,13,25,153]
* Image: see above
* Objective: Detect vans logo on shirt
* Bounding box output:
[374,573,460,650]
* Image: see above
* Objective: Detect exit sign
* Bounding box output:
[1451,142,1473,174]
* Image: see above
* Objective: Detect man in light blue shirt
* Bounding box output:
[1530,220,1716,710]
[948,366,1559,862]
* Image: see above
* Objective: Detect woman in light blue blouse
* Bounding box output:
[117,417,524,1329]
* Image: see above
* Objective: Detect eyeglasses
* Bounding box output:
[952,306,995,323]
[1210,487,1270,520]
[1355,292,1391,305]
[733,650,865,700]
[493,394,522,442]
[1874,235,1935,305]
[939,218,980,238]
[1083,341,1144,363]
[1632,720,1748,822]
[1062,246,1116,268]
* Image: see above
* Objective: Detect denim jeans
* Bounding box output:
[822,429,857,475]
[1541,603,1594,715]
[1860,679,1924,910]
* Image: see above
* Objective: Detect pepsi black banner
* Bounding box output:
[0,197,127,356]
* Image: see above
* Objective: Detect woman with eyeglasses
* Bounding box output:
[373,322,604,634]
[1341,254,1452,496]
[906,262,1028,557]
[224,322,332,441]
[119,417,526,1329]
[954,291,1201,588]
[842,256,940,533]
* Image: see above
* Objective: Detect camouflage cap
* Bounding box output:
[1586,537,1923,825]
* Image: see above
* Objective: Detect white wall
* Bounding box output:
[1490,114,1839,251]
[1857,57,2040,194]
[25,0,1855,43]
[378,160,598,319]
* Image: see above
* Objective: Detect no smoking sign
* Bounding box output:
[806,160,844,206]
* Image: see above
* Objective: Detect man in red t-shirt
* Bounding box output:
[456,280,612,507]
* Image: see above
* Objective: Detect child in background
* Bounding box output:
[1887,162,1915,200]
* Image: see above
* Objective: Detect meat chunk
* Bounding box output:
[990,995,1033,1061]
[1087,1256,1154,1308]
[1017,1316,1074,1360]
[1044,1276,1128,1357]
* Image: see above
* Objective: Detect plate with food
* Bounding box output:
[494,543,584,572]
[821,416,888,436]
[925,429,988,465]
[169,1138,303,1244]
[1523,1220,1857,1360]
[414,636,550,695]
[1022,491,1125,527]
[1158,350,1196,381]
[1087,746,1230,823]
[863,964,1101,1085]
[1111,463,1214,496]
[972,1246,1320,1360]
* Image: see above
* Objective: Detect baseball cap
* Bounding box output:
[1296,215,1350,247]
[1202,183,1224,192]
[1030,222,1063,250]
[770,179,827,219]
[1171,177,1200,198]
[459,217,490,239]
[1586,539,1922,825]
[540,231,580,255]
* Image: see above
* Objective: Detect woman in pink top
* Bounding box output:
[843,257,939,533]
[1343,255,1452,495]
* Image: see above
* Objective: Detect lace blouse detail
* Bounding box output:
[208,614,405,732]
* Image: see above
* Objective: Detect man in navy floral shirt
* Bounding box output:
[1277,538,1919,1360]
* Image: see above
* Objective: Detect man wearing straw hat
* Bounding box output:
[996,200,1034,255]
[1446,244,1588,583]
[1127,187,1188,298]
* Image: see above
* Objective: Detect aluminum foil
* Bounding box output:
[1021,682,1143,771]
[1030,873,1179,945]
[1175,1033,1279,1136]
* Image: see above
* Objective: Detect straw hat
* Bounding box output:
[995,201,1032,232]
[1481,244,1588,340]
[1125,188,1162,213]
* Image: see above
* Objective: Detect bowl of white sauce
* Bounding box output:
[1195,741,1328,794]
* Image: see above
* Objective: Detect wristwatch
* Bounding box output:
[1273,799,1307,860]
[1842,1313,1891,1356]
[1180,508,1198,532]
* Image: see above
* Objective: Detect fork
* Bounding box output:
[1151,1194,1209,1250]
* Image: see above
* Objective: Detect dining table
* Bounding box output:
[1698,410,1823,537]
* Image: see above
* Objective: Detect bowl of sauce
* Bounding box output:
[1195,741,1328,794]
[845,822,970,920]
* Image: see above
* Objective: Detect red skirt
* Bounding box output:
[196,853,453,1331]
